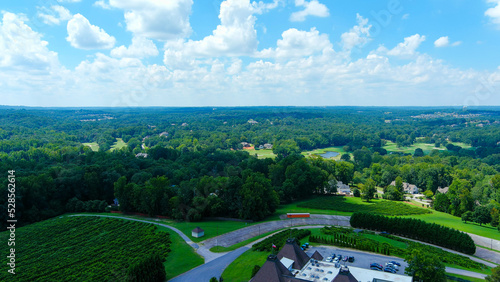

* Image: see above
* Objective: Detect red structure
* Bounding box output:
[286,213,310,218]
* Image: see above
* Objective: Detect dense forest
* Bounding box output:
[1,107,499,229]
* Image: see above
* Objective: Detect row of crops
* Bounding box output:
[297,196,431,215]
[0,216,171,281]
[252,229,311,252]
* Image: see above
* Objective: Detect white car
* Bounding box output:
[385,263,399,271]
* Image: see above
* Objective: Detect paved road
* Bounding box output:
[202,216,350,249]
[468,233,500,252]
[169,247,250,282]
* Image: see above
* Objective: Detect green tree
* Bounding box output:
[461,211,473,223]
[239,172,279,221]
[353,147,372,169]
[473,205,492,226]
[340,153,351,161]
[272,139,301,159]
[486,266,500,282]
[491,208,499,227]
[361,178,376,202]
[414,148,424,157]
[404,247,446,282]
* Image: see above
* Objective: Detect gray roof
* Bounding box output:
[277,238,310,270]
[192,227,204,233]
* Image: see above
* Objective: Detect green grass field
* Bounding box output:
[244,148,276,159]
[83,142,99,151]
[302,146,351,160]
[222,249,269,282]
[446,273,488,282]
[110,138,127,151]
[158,225,204,279]
[383,141,472,155]
[399,208,500,240]
[165,219,256,242]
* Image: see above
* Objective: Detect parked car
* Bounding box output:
[333,257,339,263]
[348,256,355,262]
[386,263,399,271]
[337,255,342,260]
[389,261,401,266]
[370,263,383,270]
[326,257,332,262]
[342,256,348,262]
[370,266,382,271]
[384,267,397,273]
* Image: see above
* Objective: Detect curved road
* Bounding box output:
[69,214,497,281]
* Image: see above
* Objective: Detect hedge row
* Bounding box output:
[350,212,476,255]
[252,229,311,252]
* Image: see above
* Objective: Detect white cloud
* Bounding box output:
[252,0,282,13]
[340,14,371,51]
[108,0,192,40]
[38,5,72,25]
[66,14,116,50]
[166,0,258,57]
[402,13,409,20]
[0,12,59,70]
[485,0,500,27]
[387,34,425,57]
[434,36,462,48]
[434,36,449,47]
[57,0,81,2]
[290,0,329,22]
[93,0,111,9]
[258,28,332,58]
[111,37,159,58]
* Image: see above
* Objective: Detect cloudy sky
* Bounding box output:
[1,0,500,107]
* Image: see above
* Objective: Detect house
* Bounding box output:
[135,153,148,158]
[264,143,273,149]
[241,142,251,148]
[191,227,204,238]
[248,119,259,124]
[337,181,351,195]
[159,132,168,137]
[390,181,419,194]
[437,186,449,194]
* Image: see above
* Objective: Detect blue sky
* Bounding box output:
[1,0,500,107]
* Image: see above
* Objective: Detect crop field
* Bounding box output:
[83,142,99,151]
[297,196,431,216]
[110,138,127,151]
[0,217,172,281]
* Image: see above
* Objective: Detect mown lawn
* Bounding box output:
[244,148,276,159]
[446,273,488,282]
[165,220,256,242]
[302,146,351,160]
[399,208,500,240]
[158,225,204,280]
[383,141,472,155]
[83,142,99,151]
[222,249,269,282]
[110,138,127,151]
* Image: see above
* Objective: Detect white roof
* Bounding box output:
[280,257,294,270]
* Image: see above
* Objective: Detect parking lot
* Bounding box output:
[305,245,409,275]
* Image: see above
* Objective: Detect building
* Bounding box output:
[436,186,449,194]
[264,143,273,149]
[135,153,148,158]
[252,238,413,282]
[390,181,419,194]
[337,181,351,195]
[191,227,204,238]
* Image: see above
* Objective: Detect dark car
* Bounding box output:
[370,263,383,269]
[389,260,401,266]
[342,256,348,262]
[348,256,354,262]
[370,266,382,271]
[384,267,397,273]
[337,255,342,260]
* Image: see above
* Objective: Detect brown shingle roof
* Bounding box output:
[310,250,323,261]
[277,238,310,270]
[332,266,358,282]
[252,254,293,282]
[192,227,204,233]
